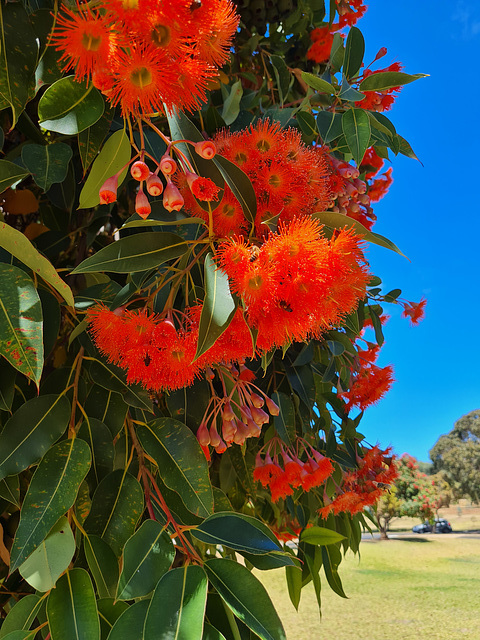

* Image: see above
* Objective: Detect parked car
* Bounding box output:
[412,518,453,534]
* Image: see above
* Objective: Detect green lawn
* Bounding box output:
[258,536,480,640]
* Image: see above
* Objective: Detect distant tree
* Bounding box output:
[430,410,480,502]
[375,487,402,540]
[417,461,433,474]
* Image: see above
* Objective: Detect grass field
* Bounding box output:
[258,534,480,640]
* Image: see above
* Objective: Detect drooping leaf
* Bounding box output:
[285,565,302,610]
[195,253,236,360]
[116,519,174,600]
[0,393,70,482]
[0,161,29,194]
[270,55,291,105]
[193,512,281,555]
[271,391,295,447]
[10,439,91,572]
[343,26,365,79]
[21,143,73,192]
[106,600,150,640]
[0,595,42,639]
[84,535,119,599]
[0,223,75,307]
[84,470,144,557]
[144,565,208,640]
[300,72,335,94]
[359,71,428,92]
[47,569,100,640]
[295,110,317,140]
[241,551,299,571]
[213,155,257,226]
[0,264,43,386]
[78,418,114,486]
[321,544,347,598]
[203,623,227,640]
[78,104,115,174]
[71,231,187,274]
[0,3,38,128]
[341,108,371,165]
[137,418,214,518]
[205,558,286,640]
[221,80,243,125]
[18,516,75,592]
[38,76,104,135]
[300,526,346,546]
[78,129,131,209]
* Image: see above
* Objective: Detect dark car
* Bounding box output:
[412,518,452,534]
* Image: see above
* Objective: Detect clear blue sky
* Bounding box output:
[352,1,480,461]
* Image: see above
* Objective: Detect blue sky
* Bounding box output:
[351,1,480,461]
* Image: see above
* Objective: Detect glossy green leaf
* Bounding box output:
[84,470,144,556]
[241,551,298,571]
[0,595,42,639]
[300,526,346,546]
[116,519,174,600]
[78,129,131,209]
[88,358,153,412]
[195,253,236,360]
[0,160,29,194]
[78,418,114,486]
[71,231,187,274]
[341,108,371,165]
[321,544,347,598]
[301,72,335,94]
[285,565,302,610]
[10,439,91,572]
[313,212,406,257]
[97,599,128,640]
[47,569,100,640]
[316,111,343,144]
[84,384,128,438]
[203,623,227,640]
[106,600,149,640]
[21,143,73,192]
[359,71,428,92]
[213,154,257,226]
[144,565,208,640]
[0,223,75,307]
[221,80,243,125]
[38,76,104,135]
[0,264,43,385]
[18,516,75,592]
[343,26,365,79]
[0,630,36,640]
[205,558,286,640]
[271,391,295,447]
[295,111,317,139]
[0,3,38,128]
[270,55,291,105]
[78,104,115,174]
[338,76,365,101]
[0,474,20,506]
[0,394,70,482]
[137,418,214,518]
[397,134,421,161]
[84,534,119,599]
[193,512,281,555]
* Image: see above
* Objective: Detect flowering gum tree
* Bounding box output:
[0,0,427,637]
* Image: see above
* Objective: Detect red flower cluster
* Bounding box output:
[217,218,370,350]
[401,297,427,325]
[327,155,378,229]
[51,0,239,116]
[319,446,397,517]
[307,26,337,64]
[356,62,404,113]
[178,121,332,237]
[336,0,367,27]
[368,167,393,203]
[254,439,335,503]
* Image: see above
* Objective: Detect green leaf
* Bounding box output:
[205,558,286,640]
[38,76,104,135]
[0,595,42,639]
[242,551,298,571]
[88,358,153,412]
[0,474,20,506]
[0,393,70,482]
[144,565,208,640]
[78,104,115,174]
[21,143,73,192]
[78,418,114,486]
[0,359,16,411]
[84,535,119,600]
[341,108,371,165]
[18,516,75,592]
[84,470,144,557]
[343,27,365,79]
[47,569,100,640]
[397,134,421,162]
[106,600,150,640]
[313,212,407,257]
[0,223,75,307]
[0,264,43,385]
[193,512,281,555]
[97,599,128,640]
[321,545,347,598]
[78,129,131,209]
[116,519,174,600]
[359,71,428,92]
[203,623,227,640]
[295,111,317,139]
[316,111,342,144]
[285,565,302,610]
[221,80,243,125]
[271,391,295,447]
[338,76,365,102]
[10,439,90,572]
[0,3,38,128]
[270,55,291,105]
[137,418,214,518]
[195,253,236,360]
[71,231,187,274]
[84,384,128,438]
[300,526,346,546]
[0,160,29,194]
[213,154,257,227]
[300,72,335,94]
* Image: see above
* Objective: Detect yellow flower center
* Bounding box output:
[222,203,236,217]
[130,67,153,89]
[151,24,171,47]
[256,139,270,152]
[247,275,263,290]
[81,31,102,52]
[122,0,139,9]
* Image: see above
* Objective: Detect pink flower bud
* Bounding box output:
[163,179,184,212]
[99,175,118,204]
[265,396,280,416]
[195,140,216,159]
[130,160,150,181]
[159,154,177,176]
[135,189,151,219]
[197,423,210,446]
[146,173,164,196]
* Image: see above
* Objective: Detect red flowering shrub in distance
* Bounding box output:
[0,0,428,634]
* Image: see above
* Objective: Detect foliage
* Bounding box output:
[0,0,425,637]
[430,409,480,502]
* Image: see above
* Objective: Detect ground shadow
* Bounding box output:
[390,536,431,543]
